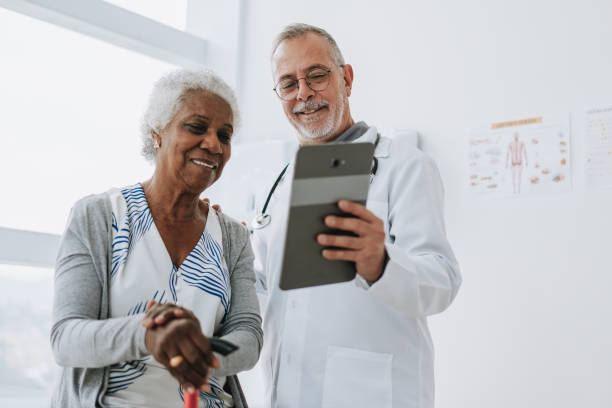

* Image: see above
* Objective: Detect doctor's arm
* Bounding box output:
[369,152,461,317]
[319,152,461,318]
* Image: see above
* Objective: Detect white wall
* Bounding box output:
[223,0,612,406]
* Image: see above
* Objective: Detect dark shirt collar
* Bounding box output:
[333,121,369,143]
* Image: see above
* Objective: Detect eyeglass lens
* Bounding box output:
[275,68,330,99]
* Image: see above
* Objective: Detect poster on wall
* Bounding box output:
[585,107,612,190]
[467,114,571,198]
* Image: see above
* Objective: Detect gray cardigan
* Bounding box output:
[50,192,263,407]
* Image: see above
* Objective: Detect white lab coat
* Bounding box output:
[252,126,461,408]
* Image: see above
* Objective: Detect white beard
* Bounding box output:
[292,86,347,142]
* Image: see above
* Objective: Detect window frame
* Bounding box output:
[0,227,60,267]
[0,0,208,69]
[0,0,214,267]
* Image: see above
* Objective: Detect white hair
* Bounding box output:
[140,68,241,163]
[271,23,345,66]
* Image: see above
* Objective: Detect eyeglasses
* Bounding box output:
[273,65,344,101]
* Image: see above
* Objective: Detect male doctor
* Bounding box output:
[253,23,461,408]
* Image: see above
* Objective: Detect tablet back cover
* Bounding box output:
[279,142,375,290]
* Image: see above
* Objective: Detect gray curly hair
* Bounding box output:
[140,68,241,163]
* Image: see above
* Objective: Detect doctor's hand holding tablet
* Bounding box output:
[279,141,388,290]
[317,198,387,283]
[208,141,387,289]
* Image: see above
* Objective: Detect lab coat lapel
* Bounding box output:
[353,126,390,158]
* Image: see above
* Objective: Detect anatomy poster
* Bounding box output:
[585,107,612,190]
[467,114,571,197]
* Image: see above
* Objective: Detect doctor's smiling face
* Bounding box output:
[272,32,355,144]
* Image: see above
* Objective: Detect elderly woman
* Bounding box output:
[50,69,262,407]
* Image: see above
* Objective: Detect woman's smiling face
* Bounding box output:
[154,90,233,194]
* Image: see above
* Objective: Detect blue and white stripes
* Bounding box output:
[111,184,154,278]
[127,289,167,315]
[105,183,232,405]
[180,230,231,318]
[168,230,231,318]
[169,264,179,303]
[107,290,166,394]
[107,359,149,394]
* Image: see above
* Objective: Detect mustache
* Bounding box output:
[292,100,329,114]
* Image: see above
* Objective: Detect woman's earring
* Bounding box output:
[153,139,160,149]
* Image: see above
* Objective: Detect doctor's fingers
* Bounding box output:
[202,197,222,212]
[321,248,363,262]
[324,215,370,236]
[317,233,363,249]
[337,200,382,224]
[324,215,385,240]
[322,230,385,261]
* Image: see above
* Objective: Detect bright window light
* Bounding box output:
[0,264,56,406]
[0,5,265,407]
[0,8,177,234]
[102,0,188,30]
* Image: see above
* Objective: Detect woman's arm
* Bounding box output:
[50,197,149,367]
[211,222,263,377]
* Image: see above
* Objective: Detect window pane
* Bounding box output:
[0,265,56,406]
[102,0,187,30]
[0,8,177,234]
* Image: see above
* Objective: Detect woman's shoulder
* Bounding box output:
[215,210,249,241]
[72,191,112,215]
[64,192,113,240]
[214,210,251,261]
[214,210,254,274]
[70,184,139,223]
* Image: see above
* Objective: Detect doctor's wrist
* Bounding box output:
[365,249,389,286]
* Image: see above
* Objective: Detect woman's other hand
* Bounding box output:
[202,198,246,226]
[141,300,191,329]
[142,301,220,391]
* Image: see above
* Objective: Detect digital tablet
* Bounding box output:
[279,142,375,290]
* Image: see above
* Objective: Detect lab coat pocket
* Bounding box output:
[366,200,390,237]
[321,346,393,408]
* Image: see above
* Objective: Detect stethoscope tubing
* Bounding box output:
[252,134,380,230]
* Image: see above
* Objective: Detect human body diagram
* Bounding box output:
[506,132,528,193]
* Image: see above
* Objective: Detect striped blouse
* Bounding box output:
[102,184,232,408]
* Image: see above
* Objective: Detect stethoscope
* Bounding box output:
[251,134,380,230]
